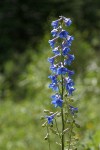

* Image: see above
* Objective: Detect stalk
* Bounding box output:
[47,126,51,150]
[61,74,64,150]
[68,121,73,150]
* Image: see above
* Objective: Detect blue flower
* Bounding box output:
[67,54,75,61]
[59,30,68,38]
[46,114,55,124]
[52,47,60,55]
[49,83,58,91]
[50,65,57,73]
[64,18,72,26]
[51,29,58,37]
[68,87,75,95]
[67,35,74,41]
[51,94,63,107]
[48,75,57,84]
[51,20,59,28]
[65,77,74,85]
[48,39,56,48]
[65,77,75,95]
[67,69,74,76]
[62,41,69,48]
[62,47,70,56]
[57,66,68,75]
[48,57,55,65]
[66,84,75,95]
[69,105,78,115]
[64,54,75,65]
[67,35,74,46]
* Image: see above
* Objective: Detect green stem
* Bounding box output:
[68,121,73,150]
[61,108,64,150]
[47,126,51,150]
[55,119,61,140]
[61,74,64,150]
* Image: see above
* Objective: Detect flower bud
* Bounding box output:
[42,122,47,127]
[63,128,69,134]
[44,110,50,113]
[57,112,61,117]
[44,133,49,140]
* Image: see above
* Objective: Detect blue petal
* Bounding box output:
[51,20,59,28]
[64,18,72,26]
[59,30,68,38]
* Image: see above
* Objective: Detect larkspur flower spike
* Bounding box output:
[48,16,75,100]
[42,16,79,150]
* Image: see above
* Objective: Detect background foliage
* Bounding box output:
[0,0,100,149]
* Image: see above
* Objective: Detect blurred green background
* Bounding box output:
[0,0,100,149]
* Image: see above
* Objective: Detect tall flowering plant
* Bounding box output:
[41,16,80,150]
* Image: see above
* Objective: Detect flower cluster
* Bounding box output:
[47,16,77,124]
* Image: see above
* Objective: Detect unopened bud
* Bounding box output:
[57,112,61,117]
[50,112,54,115]
[42,122,47,127]
[44,133,49,140]
[63,128,69,134]
[44,109,50,113]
